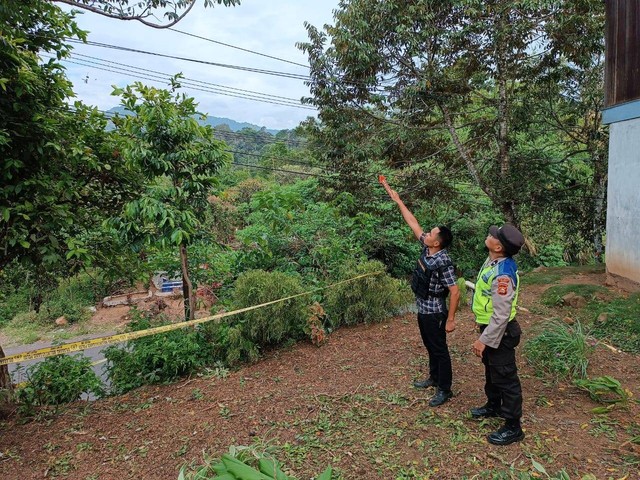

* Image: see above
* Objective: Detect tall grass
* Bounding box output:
[523,320,594,381]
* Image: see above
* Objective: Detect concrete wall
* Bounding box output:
[606,117,640,286]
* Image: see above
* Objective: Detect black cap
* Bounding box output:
[489,224,524,256]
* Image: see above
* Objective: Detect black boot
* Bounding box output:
[470,403,502,419]
[413,377,436,389]
[428,388,453,407]
[487,420,525,446]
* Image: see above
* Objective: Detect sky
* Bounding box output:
[59,1,340,130]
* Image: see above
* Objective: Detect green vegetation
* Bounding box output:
[541,284,609,307]
[14,354,103,416]
[574,376,632,409]
[103,310,214,394]
[536,284,640,354]
[178,449,333,480]
[523,320,593,381]
[107,79,229,321]
[520,271,563,286]
[216,269,309,366]
[1,1,638,479]
[323,261,412,328]
[590,293,640,354]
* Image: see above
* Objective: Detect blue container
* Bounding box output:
[161,280,183,293]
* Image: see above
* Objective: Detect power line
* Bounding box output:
[228,161,326,178]
[66,39,312,81]
[167,27,309,69]
[212,129,307,148]
[70,52,307,104]
[224,149,323,170]
[49,56,314,110]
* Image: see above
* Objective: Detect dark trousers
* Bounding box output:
[481,320,523,422]
[417,311,452,391]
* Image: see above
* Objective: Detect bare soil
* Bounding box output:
[0,269,639,479]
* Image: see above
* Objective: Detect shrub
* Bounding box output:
[0,262,39,326]
[306,302,328,346]
[0,284,31,327]
[323,260,413,329]
[36,295,92,324]
[230,270,309,347]
[523,320,593,381]
[104,310,214,394]
[15,272,112,325]
[15,354,104,416]
[536,243,568,267]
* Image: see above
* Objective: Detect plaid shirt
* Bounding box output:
[415,242,457,315]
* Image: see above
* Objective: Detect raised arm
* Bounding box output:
[380,178,423,241]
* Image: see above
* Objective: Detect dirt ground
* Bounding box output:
[0,269,639,479]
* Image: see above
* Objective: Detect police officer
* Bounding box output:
[382,183,460,407]
[470,223,525,445]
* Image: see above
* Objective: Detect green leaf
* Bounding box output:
[221,454,271,480]
[531,459,547,475]
[316,466,333,480]
[258,458,288,480]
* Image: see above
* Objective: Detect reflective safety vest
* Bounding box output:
[472,257,520,325]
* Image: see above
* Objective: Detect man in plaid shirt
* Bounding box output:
[384,185,460,407]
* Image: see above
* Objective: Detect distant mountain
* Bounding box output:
[106,106,280,134]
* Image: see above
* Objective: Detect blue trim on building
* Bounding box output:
[602,99,640,124]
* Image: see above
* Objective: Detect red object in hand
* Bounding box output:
[378,174,387,184]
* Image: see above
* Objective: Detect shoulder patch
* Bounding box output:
[497,277,510,296]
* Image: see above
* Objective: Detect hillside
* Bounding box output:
[0,266,638,479]
[106,106,281,134]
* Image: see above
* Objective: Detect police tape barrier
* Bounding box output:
[0,271,383,367]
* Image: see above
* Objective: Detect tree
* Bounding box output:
[298,0,606,232]
[108,79,229,320]
[530,0,608,260]
[53,0,240,28]
[1,0,139,271]
[0,0,136,389]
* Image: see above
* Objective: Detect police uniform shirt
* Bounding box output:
[478,257,517,348]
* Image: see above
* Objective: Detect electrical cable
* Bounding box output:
[167,27,310,69]
[66,38,312,81]
[68,52,308,104]
[50,56,314,110]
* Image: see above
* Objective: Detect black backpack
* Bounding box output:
[410,248,452,300]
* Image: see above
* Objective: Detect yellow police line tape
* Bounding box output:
[0,271,383,367]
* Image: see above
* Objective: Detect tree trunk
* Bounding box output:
[501,200,519,227]
[439,103,488,193]
[0,345,12,391]
[179,243,195,321]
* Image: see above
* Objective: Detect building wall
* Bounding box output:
[606,117,640,286]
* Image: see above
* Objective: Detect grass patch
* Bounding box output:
[520,272,563,286]
[540,284,610,307]
[523,320,593,381]
[2,312,43,344]
[590,293,640,354]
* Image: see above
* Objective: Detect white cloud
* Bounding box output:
[59,0,338,130]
